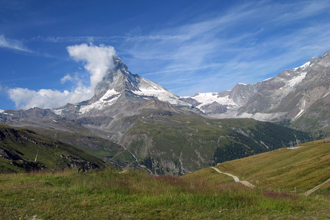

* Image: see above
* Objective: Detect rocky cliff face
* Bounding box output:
[236,50,330,130]
[229,82,262,106]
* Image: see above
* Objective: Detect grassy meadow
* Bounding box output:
[211,138,330,193]
[0,167,329,219]
[1,134,329,219]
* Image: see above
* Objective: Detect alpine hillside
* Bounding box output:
[0,124,105,173]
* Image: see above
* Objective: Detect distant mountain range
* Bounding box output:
[182,50,330,134]
[2,49,329,174]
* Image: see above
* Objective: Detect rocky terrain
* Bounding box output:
[185,50,330,134]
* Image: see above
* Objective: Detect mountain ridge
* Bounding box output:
[184,49,330,134]
[1,51,325,174]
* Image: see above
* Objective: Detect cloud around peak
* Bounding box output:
[7,44,116,110]
[67,43,116,90]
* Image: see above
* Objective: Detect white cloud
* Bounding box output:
[8,87,96,110]
[8,44,116,109]
[67,43,116,90]
[0,34,31,52]
[60,74,74,84]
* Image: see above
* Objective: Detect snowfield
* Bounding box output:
[186,93,238,112]
[134,78,190,106]
[79,89,120,114]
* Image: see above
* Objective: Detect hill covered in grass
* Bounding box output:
[0,137,329,219]
[183,139,330,195]
[0,124,105,173]
[29,127,136,167]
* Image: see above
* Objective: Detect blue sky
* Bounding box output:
[1,0,330,110]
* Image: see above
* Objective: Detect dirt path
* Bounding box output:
[211,167,256,189]
[304,178,330,196]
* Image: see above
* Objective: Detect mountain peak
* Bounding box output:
[94,56,139,99]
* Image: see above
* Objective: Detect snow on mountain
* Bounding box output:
[293,61,312,71]
[79,89,120,114]
[52,55,191,116]
[52,108,63,116]
[50,49,329,131]
[189,93,237,112]
[262,77,273,82]
[134,77,190,106]
[180,82,262,117]
[287,72,307,88]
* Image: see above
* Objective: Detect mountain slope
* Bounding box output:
[29,127,136,166]
[181,82,262,118]
[237,52,329,120]
[184,139,330,193]
[51,56,196,142]
[183,50,330,134]
[121,110,311,175]
[0,124,105,173]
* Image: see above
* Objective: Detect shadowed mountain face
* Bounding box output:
[0,124,105,173]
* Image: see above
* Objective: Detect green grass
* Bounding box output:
[0,124,105,173]
[0,168,329,219]
[29,127,136,165]
[189,139,330,194]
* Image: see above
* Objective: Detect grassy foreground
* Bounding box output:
[1,168,329,219]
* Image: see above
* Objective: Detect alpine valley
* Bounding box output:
[2,49,330,175]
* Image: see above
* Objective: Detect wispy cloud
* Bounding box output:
[0,35,31,53]
[32,35,189,44]
[115,0,330,96]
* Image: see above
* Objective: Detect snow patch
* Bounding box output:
[287,72,307,87]
[188,93,238,113]
[52,109,63,116]
[293,61,311,71]
[238,112,286,121]
[262,77,273,82]
[80,89,120,114]
[0,109,4,113]
[134,78,190,106]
